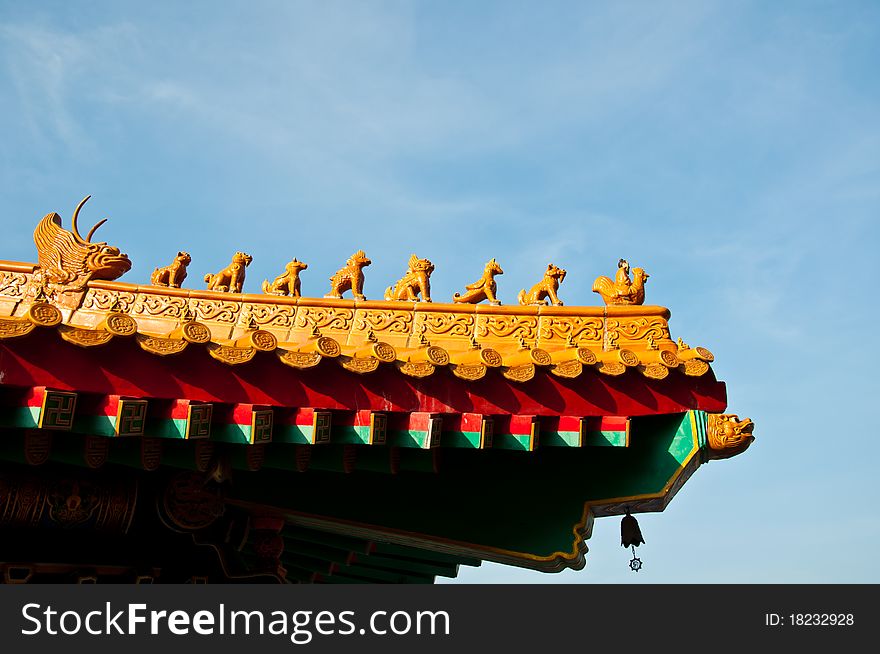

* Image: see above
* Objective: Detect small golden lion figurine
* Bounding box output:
[262,258,308,296]
[204,251,252,293]
[592,259,649,306]
[453,258,503,305]
[385,254,434,302]
[518,263,566,306]
[151,251,191,288]
[326,250,371,300]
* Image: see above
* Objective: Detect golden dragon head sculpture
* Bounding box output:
[33,196,131,293]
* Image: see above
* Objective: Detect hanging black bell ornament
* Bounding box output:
[620,509,645,548]
[621,509,645,572]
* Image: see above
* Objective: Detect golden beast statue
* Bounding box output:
[151,251,191,288]
[453,258,504,305]
[204,252,252,293]
[33,195,131,293]
[326,250,371,300]
[385,254,434,302]
[706,413,755,460]
[592,259,649,306]
[262,258,308,297]
[518,263,566,306]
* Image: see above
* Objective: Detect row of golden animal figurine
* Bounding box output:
[151,250,649,306]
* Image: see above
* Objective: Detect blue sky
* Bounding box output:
[1,1,878,583]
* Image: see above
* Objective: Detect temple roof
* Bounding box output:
[0,260,716,385]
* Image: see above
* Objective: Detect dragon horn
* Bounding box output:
[71,195,107,243]
[85,218,108,242]
[71,195,91,243]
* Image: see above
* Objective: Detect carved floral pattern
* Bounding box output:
[247,303,295,328]
[476,315,537,341]
[278,350,322,369]
[503,363,535,382]
[451,363,487,380]
[539,316,603,343]
[295,307,353,331]
[82,289,136,312]
[354,309,412,334]
[136,334,189,356]
[551,360,583,378]
[397,361,435,378]
[414,312,474,337]
[606,317,669,344]
[192,299,239,323]
[0,272,29,297]
[131,294,189,318]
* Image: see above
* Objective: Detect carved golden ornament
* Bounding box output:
[414,311,474,337]
[706,413,754,460]
[695,346,715,362]
[597,361,627,376]
[315,336,341,358]
[641,363,669,380]
[33,196,131,293]
[529,348,552,366]
[151,251,191,288]
[136,334,189,356]
[207,343,256,365]
[278,350,322,369]
[476,314,538,340]
[618,349,640,367]
[327,250,371,300]
[371,341,397,363]
[179,321,211,343]
[59,325,114,347]
[296,306,353,331]
[354,308,413,334]
[0,271,29,297]
[82,289,136,312]
[248,303,295,328]
[453,259,503,305]
[26,302,62,327]
[518,263,566,306]
[551,359,583,378]
[0,317,35,339]
[539,316,603,343]
[503,363,536,382]
[262,258,307,296]
[384,254,435,302]
[102,312,137,337]
[576,347,598,366]
[605,317,670,345]
[659,349,680,367]
[192,298,239,323]
[130,293,188,318]
[683,359,710,376]
[451,363,487,380]
[592,259,649,306]
[677,338,690,350]
[397,360,436,378]
[339,356,380,374]
[426,345,450,366]
[480,348,503,367]
[204,251,252,293]
[243,329,278,352]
